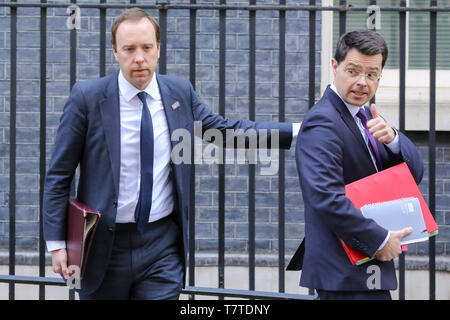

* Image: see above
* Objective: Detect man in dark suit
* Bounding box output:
[287,29,424,300]
[43,8,298,299]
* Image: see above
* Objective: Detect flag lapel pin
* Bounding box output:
[171,101,180,110]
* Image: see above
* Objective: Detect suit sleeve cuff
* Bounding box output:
[46,240,66,252]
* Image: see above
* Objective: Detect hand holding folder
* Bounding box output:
[374,226,413,262]
[341,162,438,266]
[360,197,428,245]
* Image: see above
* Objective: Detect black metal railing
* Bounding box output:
[0,0,444,300]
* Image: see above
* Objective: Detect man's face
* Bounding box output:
[113,18,160,90]
[332,48,383,106]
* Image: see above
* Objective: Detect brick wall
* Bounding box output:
[412,135,450,255]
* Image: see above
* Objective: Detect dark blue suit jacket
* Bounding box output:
[286,86,423,292]
[43,70,293,294]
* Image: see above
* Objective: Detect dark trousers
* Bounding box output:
[316,289,392,300]
[79,215,183,300]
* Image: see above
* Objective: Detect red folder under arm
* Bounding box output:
[341,162,438,266]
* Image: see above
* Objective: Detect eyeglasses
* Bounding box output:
[343,69,382,82]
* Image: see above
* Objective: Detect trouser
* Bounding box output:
[79,215,183,300]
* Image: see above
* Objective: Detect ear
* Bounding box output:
[112,45,119,62]
[331,58,338,76]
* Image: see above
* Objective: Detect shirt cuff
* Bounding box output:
[384,128,400,154]
[291,123,301,147]
[376,231,390,253]
[46,240,66,252]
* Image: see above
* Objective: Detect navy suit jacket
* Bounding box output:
[286,86,423,291]
[43,70,293,294]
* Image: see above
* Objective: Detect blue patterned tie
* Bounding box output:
[135,91,154,232]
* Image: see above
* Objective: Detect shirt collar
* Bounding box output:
[330,83,364,118]
[118,70,161,102]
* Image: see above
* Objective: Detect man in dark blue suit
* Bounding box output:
[43,8,298,299]
[287,29,424,300]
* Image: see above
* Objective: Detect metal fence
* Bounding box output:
[0,0,444,300]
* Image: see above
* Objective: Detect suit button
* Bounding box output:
[108,227,114,232]
[113,201,118,208]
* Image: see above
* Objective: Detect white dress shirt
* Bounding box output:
[330,83,401,252]
[115,71,175,223]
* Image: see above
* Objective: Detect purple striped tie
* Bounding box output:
[356,108,382,171]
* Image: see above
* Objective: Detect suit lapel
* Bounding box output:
[325,87,368,148]
[99,71,121,196]
[156,74,190,149]
[155,74,191,217]
[324,86,375,166]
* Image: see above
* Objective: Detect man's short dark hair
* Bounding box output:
[111,8,160,51]
[334,29,388,68]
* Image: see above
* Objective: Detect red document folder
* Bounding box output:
[66,199,101,279]
[341,162,438,266]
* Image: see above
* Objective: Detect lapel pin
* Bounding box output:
[171,101,180,110]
